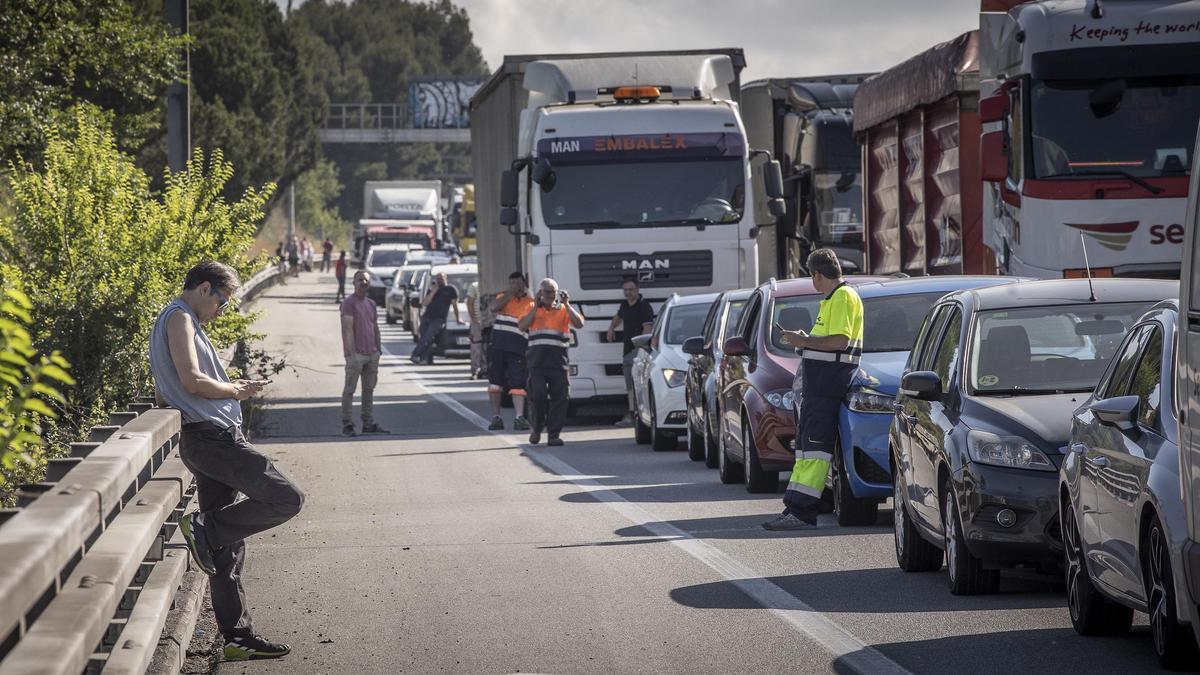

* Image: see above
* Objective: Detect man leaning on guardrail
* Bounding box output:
[149,260,305,662]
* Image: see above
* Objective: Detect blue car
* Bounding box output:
[799,275,1023,526]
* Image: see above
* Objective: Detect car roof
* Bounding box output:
[763,275,891,297]
[956,278,1179,310]
[431,263,477,275]
[668,292,720,307]
[721,288,754,302]
[852,275,1023,298]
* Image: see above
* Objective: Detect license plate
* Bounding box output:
[455,336,470,346]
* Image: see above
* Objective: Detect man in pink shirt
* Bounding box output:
[340,270,389,436]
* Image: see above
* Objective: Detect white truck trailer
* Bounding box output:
[470,50,783,405]
[354,180,444,265]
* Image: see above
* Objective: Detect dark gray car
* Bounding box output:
[1061,299,1200,668]
[682,289,751,467]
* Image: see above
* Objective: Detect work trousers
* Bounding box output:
[179,422,305,638]
[342,352,380,425]
[527,367,569,438]
[783,394,842,523]
[335,275,345,300]
[411,317,446,362]
[469,322,484,374]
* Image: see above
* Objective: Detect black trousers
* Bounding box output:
[179,422,305,638]
[527,368,569,438]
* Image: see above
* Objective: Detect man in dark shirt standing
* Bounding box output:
[607,279,655,427]
[410,272,460,365]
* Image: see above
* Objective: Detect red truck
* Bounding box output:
[853,30,993,276]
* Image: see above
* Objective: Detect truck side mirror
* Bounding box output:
[500,207,518,227]
[764,160,785,199]
[980,131,1008,183]
[979,93,1009,124]
[768,199,786,218]
[500,169,519,208]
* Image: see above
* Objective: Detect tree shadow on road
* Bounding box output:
[612,513,892,540]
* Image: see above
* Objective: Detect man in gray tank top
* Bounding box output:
[150,261,305,662]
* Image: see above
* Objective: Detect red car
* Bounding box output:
[717,277,886,492]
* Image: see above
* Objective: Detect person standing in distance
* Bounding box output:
[607,279,655,427]
[333,250,347,303]
[519,278,585,446]
[321,236,334,273]
[764,249,863,530]
[487,272,535,431]
[410,272,460,365]
[341,270,389,436]
[151,261,304,662]
[465,279,485,379]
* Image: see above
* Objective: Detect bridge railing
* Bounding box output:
[324,103,407,130]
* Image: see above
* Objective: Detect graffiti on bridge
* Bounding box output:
[408,78,485,129]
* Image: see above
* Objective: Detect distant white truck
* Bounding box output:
[470,49,784,405]
[354,180,444,266]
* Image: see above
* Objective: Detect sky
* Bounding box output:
[280,0,981,82]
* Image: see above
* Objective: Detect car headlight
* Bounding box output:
[966,430,1055,472]
[847,389,895,414]
[765,389,795,410]
[661,368,686,388]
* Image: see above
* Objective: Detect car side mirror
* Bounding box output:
[682,336,705,356]
[631,334,652,352]
[900,371,942,401]
[723,336,750,357]
[1091,395,1139,431]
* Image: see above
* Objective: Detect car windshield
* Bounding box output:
[441,273,476,297]
[768,295,823,355]
[396,269,419,287]
[540,159,745,229]
[863,292,949,352]
[665,303,712,345]
[969,302,1152,395]
[724,299,748,338]
[367,250,410,267]
[812,171,863,245]
[1030,76,1200,179]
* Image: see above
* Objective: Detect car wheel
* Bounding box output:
[634,397,652,445]
[893,464,942,572]
[650,391,676,452]
[1144,515,1200,669]
[1062,499,1133,636]
[717,419,744,484]
[833,441,879,526]
[687,410,705,461]
[703,404,720,469]
[742,420,777,493]
[943,486,999,595]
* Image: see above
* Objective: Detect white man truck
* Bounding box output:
[470,50,784,405]
[354,180,444,266]
[979,0,1200,278]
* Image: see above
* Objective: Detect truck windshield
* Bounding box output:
[1029,76,1200,179]
[812,171,863,244]
[540,158,745,229]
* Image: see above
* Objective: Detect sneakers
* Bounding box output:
[513,416,531,431]
[547,437,564,447]
[342,424,356,437]
[223,634,292,661]
[179,512,217,575]
[761,512,818,531]
[488,415,504,431]
[614,413,635,428]
[361,423,389,434]
[529,430,541,445]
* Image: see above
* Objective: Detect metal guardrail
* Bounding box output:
[0,407,189,674]
[237,265,279,305]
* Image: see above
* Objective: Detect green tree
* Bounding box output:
[0,108,270,439]
[295,158,352,242]
[0,0,183,165]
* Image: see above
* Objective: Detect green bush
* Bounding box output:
[0,107,272,443]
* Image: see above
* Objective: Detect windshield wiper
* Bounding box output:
[1042,170,1163,195]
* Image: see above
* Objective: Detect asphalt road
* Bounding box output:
[219,273,1167,674]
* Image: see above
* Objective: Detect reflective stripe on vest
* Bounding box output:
[490,293,535,353]
[801,349,861,364]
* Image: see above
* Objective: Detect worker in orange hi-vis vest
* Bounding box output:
[487,272,536,431]
[518,277,585,446]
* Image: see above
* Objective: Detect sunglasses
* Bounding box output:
[212,287,230,310]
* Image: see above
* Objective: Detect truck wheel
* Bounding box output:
[650,393,676,452]
[1063,500,1132,636]
[833,442,878,526]
[742,421,777,493]
[717,423,743,484]
[1143,515,1199,668]
[943,486,999,595]
[893,466,942,573]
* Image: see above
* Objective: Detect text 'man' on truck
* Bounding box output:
[470,50,784,404]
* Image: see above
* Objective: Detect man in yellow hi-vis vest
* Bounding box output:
[764,248,863,530]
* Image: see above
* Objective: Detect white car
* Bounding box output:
[364,243,421,305]
[632,293,718,451]
[386,263,431,327]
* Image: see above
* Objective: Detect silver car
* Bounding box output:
[1061,299,1200,668]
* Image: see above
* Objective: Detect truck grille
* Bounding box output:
[578,250,714,290]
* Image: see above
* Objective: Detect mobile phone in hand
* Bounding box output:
[773,322,785,333]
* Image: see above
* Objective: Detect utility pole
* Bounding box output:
[288,184,296,240]
[166,0,190,173]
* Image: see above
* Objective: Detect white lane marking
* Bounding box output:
[379,345,910,675]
